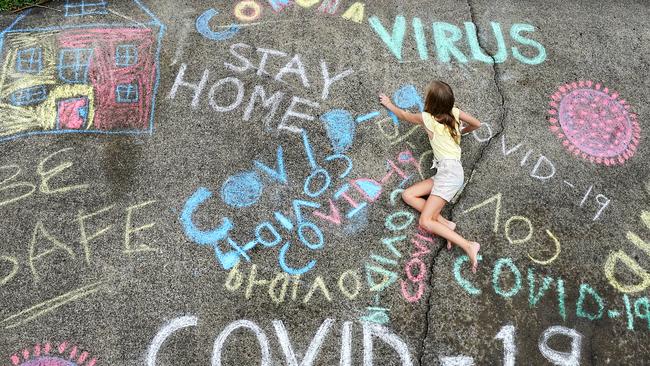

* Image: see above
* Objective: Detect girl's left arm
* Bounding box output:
[458,109,481,134]
[379,93,423,125]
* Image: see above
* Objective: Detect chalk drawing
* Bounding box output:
[234,1,263,22]
[368,15,406,60]
[528,268,558,311]
[29,220,76,281]
[361,187,418,325]
[363,322,413,366]
[538,326,582,366]
[209,77,245,112]
[179,129,374,275]
[400,232,434,302]
[393,84,423,112]
[353,179,383,201]
[341,3,365,23]
[369,15,545,65]
[1,281,108,329]
[432,22,468,64]
[170,51,352,121]
[494,325,516,366]
[461,192,562,265]
[196,9,240,41]
[465,22,507,64]
[453,255,483,295]
[576,283,605,320]
[318,106,386,155]
[0,255,18,286]
[267,0,292,12]
[220,171,264,208]
[64,1,108,17]
[320,60,354,100]
[225,264,361,303]
[149,316,414,365]
[441,324,584,365]
[635,297,650,330]
[146,316,198,366]
[180,187,241,270]
[255,145,288,184]
[320,109,355,154]
[440,356,474,365]
[123,200,158,254]
[318,0,341,14]
[212,320,271,366]
[452,255,650,331]
[385,115,611,221]
[479,131,612,220]
[605,251,650,294]
[273,54,309,88]
[0,0,165,142]
[604,209,650,293]
[356,111,381,124]
[8,342,97,366]
[306,277,330,303]
[509,23,547,65]
[273,318,333,366]
[412,18,428,61]
[548,80,641,165]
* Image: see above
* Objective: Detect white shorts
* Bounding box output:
[431,159,464,202]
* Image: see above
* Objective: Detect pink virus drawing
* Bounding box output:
[547,80,641,166]
[7,342,97,366]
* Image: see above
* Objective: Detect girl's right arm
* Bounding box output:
[379,93,423,125]
[458,109,481,134]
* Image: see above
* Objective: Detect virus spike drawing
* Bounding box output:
[547,80,641,166]
[7,342,97,366]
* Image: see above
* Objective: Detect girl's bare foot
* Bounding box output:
[469,242,481,273]
[446,221,456,250]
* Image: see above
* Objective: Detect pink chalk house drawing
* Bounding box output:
[0,0,165,142]
[7,341,97,366]
[548,81,641,166]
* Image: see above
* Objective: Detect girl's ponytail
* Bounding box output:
[437,112,460,144]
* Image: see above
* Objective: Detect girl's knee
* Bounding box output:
[401,190,412,202]
[418,216,431,228]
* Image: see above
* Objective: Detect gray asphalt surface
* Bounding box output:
[0,0,648,365]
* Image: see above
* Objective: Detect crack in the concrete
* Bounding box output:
[416,1,509,364]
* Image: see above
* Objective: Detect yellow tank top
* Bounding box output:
[422,107,461,160]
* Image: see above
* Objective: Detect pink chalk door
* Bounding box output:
[57,97,89,130]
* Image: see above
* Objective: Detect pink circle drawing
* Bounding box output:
[8,342,97,366]
[548,80,640,165]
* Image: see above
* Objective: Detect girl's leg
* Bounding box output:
[402,179,457,248]
[418,194,481,272]
[401,179,433,212]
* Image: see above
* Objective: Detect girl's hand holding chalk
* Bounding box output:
[379,93,394,109]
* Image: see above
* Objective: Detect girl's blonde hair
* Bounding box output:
[424,81,459,144]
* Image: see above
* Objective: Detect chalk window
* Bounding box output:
[58,48,93,84]
[116,83,139,103]
[115,45,137,67]
[15,48,43,74]
[10,85,47,106]
[64,0,108,16]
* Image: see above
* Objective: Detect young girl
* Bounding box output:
[379,81,482,272]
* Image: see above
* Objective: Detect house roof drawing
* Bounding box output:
[2,1,164,34]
